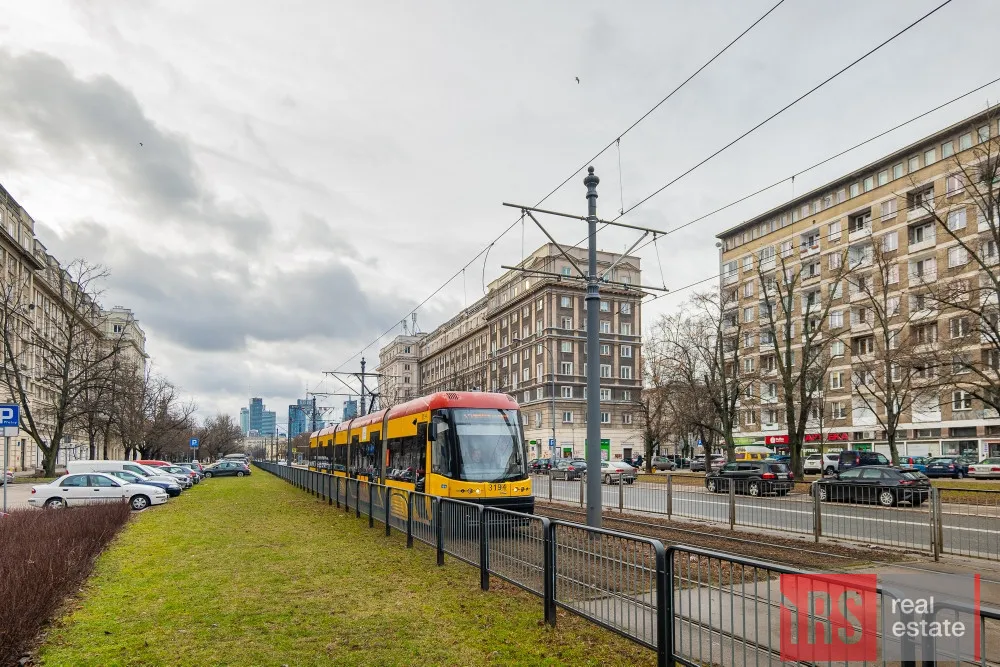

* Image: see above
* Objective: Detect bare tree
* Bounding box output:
[755,245,853,476]
[0,260,130,474]
[115,365,197,459]
[636,328,673,473]
[195,414,243,460]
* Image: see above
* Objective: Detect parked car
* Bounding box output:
[28,472,168,510]
[149,466,194,488]
[175,463,204,480]
[3,470,13,485]
[203,461,252,478]
[924,456,975,479]
[67,460,186,489]
[837,451,890,472]
[898,456,930,473]
[766,454,791,464]
[811,466,931,507]
[804,453,841,475]
[600,461,636,484]
[100,469,183,497]
[136,459,172,468]
[529,458,553,474]
[651,456,676,471]
[690,456,725,472]
[969,458,1000,479]
[549,459,586,481]
[705,461,795,496]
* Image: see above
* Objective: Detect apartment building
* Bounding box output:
[377,242,644,461]
[0,183,146,470]
[717,107,1000,460]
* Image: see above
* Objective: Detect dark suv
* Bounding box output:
[704,461,795,496]
[837,451,890,473]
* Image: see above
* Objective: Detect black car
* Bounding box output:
[812,466,931,507]
[550,459,587,480]
[837,450,890,472]
[923,456,975,479]
[529,458,554,474]
[704,461,795,496]
[203,461,251,478]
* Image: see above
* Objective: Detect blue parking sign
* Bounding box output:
[190,438,199,449]
[0,404,19,436]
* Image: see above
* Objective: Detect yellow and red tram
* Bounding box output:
[307,391,533,513]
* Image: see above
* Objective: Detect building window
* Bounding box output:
[560,341,572,353]
[536,363,543,379]
[560,361,574,374]
[561,266,572,276]
[600,412,610,424]
[622,390,631,401]
[622,413,633,425]
[863,176,874,192]
[980,125,991,143]
[832,402,847,420]
[882,231,898,252]
[853,336,875,355]
[534,412,543,427]
[908,155,920,172]
[829,310,844,328]
[620,302,631,315]
[941,141,954,158]
[599,321,611,334]
[561,317,573,329]
[947,245,968,268]
[600,301,610,312]
[924,148,936,165]
[600,364,612,378]
[600,344,610,356]
[560,296,571,308]
[892,162,904,179]
[561,386,573,398]
[960,133,973,151]
[537,298,544,311]
[950,317,970,339]
[620,366,633,380]
[880,198,897,221]
[850,183,859,198]
[536,387,544,400]
[620,322,633,335]
[621,345,632,358]
[947,208,966,231]
[830,371,843,390]
[830,340,845,357]
[600,388,611,400]
[562,411,573,423]
[952,391,972,411]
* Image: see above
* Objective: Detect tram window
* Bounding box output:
[370,432,382,478]
[334,443,348,471]
[431,419,451,476]
[386,427,427,482]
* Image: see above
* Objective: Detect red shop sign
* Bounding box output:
[827,432,849,441]
[765,435,789,445]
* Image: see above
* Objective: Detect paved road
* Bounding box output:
[1,483,34,509]
[532,475,1000,559]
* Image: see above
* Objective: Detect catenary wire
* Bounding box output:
[330,1,787,371]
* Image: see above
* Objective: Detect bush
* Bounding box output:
[0,504,132,665]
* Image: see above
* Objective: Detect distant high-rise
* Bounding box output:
[343,399,358,420]
[240,408,249,436]
[241,397,278,437]
[289,399,320,438]
[249,398,264,434]
[260,410,276,437]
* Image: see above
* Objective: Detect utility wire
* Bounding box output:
[330,1,784,371]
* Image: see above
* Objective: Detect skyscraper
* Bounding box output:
[260,410,276,438]
[240,408,249,436]
[343,399,358,420]
[288,399,315,438]
[249,397,264,435]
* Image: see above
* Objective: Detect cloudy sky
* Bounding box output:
[2,0,998,427]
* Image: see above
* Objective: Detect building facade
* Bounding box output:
[718,106,1000,460]
[377,243,644,461]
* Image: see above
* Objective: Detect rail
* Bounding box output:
[254,461,1000,666]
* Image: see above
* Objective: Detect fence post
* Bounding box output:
[435,499,445,566]
[931,486,941,561]
[543,518,556,626]
[666,475,673,519]
[618,473,624,512]
[385,486,392,536]
[548,473,552,503]
[368,482,375,528]
[812,488,822,542]
[655,544,670,667]
[579,474,584,507]
[728,479,736,530]
[479,507,489,591]
[406,491,414,548]
[328,474,333,505]
[355,479,361,519]
[335,477,341,508]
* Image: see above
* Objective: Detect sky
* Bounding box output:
[2,0,999,427]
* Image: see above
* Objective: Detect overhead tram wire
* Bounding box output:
[574,0,957,254]
[329,2,787,372]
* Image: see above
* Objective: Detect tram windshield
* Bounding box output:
[449,408,527,482]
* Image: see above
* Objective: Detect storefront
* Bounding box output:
[941,440,979,457]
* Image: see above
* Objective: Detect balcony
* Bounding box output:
[848,225,872,242]
[907,202,934,221]
[761,394,779,404]
[800,244,820,258]
[849,290,868,303]
[850,320,872,333]
[908,269,937,285]
[908,237,935,254]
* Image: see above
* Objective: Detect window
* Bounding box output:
[622,413,633,425]
[911,257,936,279]
[560,296,571,308]
[980,124,991,143]
[600,364,612,378]
[561,386,573,398]
[924,148,936,165]
[849,211,872,233]
[832,402,847,419]
[950,317,970,339]
[600,344,610,356]
[620,323,632,335]
[880,198,897,220]
[620,302,631,315]
[831,340,845,357]
[853,336,875,355]
[960,132,973,150]
[780,240,794,257]
[561,317,573,330]
[560,361,574,374]
[946,174,964,196]
[803,261,821,279]
[882,231,898,252]
[744,410,757,426]
[743,306,754,323]
[742,281,754,299]
[877,170,888,186]
[537,343,544,354]
[600,412,611,424]
[828,220,842,242]
[600,301,610,312]
[743,357,755,373]
[723,259,738,281]
[952,391,972,411]
[947,208,967,231]
[892,162,904,179]
[941,141,954,158]
[621,345,632,358]
[742,255,753,272]
[863,176,874,192]
[620,365,633,380]
[536,362,543,379]
[947,245,968,268]
[830,371,843,390]
[887,296,900,317]
[599,321,611,334]
[850,183,860,198]
[829,310,844,328]
[908,156,920,173]
[887,264,899,284]
[113,324,125,334]
[560,341,572,353]
[536,387,544,400]
[600,388,611,401]
[622,390,631,401]
[533,412,542,427]
[562,411,573,423]
[829,252,842,270]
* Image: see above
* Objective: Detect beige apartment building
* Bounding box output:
[1,183,146,471]
[378,242,644,461]
[718,106,1000,460]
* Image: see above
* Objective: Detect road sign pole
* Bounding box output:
[3,435,8,513]
[584,167,602,529]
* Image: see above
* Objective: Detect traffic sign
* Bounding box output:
[548,438,555,447]
[0,404,19,437]
[189,438,199,449]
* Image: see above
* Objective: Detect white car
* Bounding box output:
[969,458,1000,479]
[28,472,168,510]
[803,453,841,475]
[600,461,637,484]
[67,460,183,489]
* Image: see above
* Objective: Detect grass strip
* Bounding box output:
[39,472,656,666]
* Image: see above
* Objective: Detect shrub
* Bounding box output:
[0,504,132,665]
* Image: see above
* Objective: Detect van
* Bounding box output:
[67,460,179,482]
[734,446,774,462]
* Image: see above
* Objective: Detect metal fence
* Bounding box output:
[533,473,1000,562]
[254,462,1000,666]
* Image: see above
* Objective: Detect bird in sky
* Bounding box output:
[139,142,143,146]
[575,77,580,84]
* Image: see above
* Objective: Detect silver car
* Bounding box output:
[600,461,636,484]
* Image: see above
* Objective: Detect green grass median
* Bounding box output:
[39,472,655,666]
